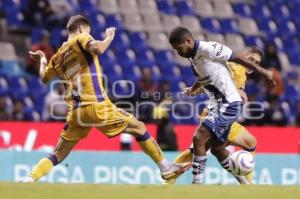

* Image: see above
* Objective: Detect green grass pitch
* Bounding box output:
[0,183,300,199]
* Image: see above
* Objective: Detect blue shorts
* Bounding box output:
[202,101,243,142]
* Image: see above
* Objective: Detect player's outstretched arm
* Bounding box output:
[182,78,203,96]
[86,27,116,55]
[29,50,48,83]
[229,53,276,86]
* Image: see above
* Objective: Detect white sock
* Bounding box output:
[220,155,233,174]
[219,154,249,184]
[158,158,172,172]
[192,155,207,183]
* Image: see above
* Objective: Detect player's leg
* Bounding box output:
[163,108,211,185]
[207,102,248,184]
[175,149,193,163]
[228,123,257,183]
[210,138,249,184]
[228,122,256,150]
[192,125,212,184]
[125,116,164,164]
[191,102,238,184]
[163,148,193,184]
[229,125,257,152]
[164,142,213,184]
[95,104,191,180]
[232,129,256,183]
[96,105,165,167]
[169,108,211,168]
[125,116,191,179]
[164,108,211,184]
[25,137,78,182]
[210,139,230,168]
[25,107,91,182]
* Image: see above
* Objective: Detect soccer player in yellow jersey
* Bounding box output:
[164,47,262,184]
[24,15,191,182]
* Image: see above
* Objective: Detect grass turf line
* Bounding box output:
[0,183,300,199]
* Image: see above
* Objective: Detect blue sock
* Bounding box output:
[47,154,58,166]
[135,131,151,142]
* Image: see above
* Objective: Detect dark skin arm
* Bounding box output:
[230,53,276,86]
[182,78,204,96]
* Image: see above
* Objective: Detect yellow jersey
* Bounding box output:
[42,33,109,108]
[227,62,247,90]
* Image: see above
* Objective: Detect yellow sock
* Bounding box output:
[138,137,164,163]
[174,150,193,163]
[245,151,256,183]
[30,158,54,181]
[245,171,253,183]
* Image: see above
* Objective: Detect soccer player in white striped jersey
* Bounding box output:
[169,26,275,184]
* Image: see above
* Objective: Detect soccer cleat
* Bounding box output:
[23,176,35,183]
[192,181,202,184]
[161,162,192,180]
[162,173,183,184]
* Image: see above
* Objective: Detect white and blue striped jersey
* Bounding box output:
[189,41,242,108]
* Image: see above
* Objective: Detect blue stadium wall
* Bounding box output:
[0,151,300,185]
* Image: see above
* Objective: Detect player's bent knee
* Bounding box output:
[129,117,146,129]
[133,121,146,135]
[127,119,147,136]
[249,136,257,148]
[244,134,257,150]
[251,135,257,145]
[137,120,146,132]
[193,126,210,145]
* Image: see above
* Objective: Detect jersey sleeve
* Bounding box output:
[234,67,247,90]
[41,57,57,82]
[202,42,233,62]
[227,62,247,89]
[77,33,95,50]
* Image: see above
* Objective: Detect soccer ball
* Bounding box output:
[230,150,255,176]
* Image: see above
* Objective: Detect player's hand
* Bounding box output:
[182,87,202,96]
[264,70,276,86]
[105,27,116,40]
[238,89,248,102]
[29,50,46,62]
[182,87,193,96]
